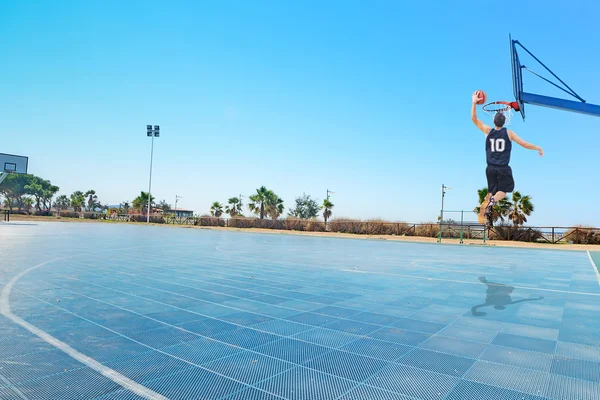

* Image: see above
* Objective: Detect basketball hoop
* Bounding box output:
[482,101,521,125]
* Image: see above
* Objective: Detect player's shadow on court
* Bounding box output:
[471,276,543,316]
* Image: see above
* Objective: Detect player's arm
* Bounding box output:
[471,93,492,135]
[508,130,544,157]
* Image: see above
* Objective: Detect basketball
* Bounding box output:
[474,90,486,105]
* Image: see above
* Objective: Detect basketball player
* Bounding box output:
[471,91,544,224]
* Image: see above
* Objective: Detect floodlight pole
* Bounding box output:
[175,195,182,211]
[440,184,450,223]
[146,125,160,224]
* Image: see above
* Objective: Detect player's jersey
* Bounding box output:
[486,127,512,166]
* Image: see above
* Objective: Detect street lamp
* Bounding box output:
[440,184,451,223]
[147,124,160,223]
[174,195,183,216]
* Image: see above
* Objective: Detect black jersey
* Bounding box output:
[486,127,512,166]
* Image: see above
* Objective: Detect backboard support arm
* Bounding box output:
[521,92,600,117]
[0,172,8,186]
[511,34,600,119]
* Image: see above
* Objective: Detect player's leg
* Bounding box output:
[478,193,492,223]
[492,191,507,202]
[483,166,514,216]
[497,166,515,198]
[478,167,497,223]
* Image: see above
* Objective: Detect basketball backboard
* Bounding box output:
[509,34,600,119]
[0,153,28,174]
[510,34,525,120]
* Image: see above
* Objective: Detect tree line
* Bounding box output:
[2,173,534,227]
[0,173,107,214]
[208,186,335,223]
[0,174,172,216]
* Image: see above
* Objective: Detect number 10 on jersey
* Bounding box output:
[490,138,506,152]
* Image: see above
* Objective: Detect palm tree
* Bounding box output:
[210,201,224,217]
[473,187,510,226]
[248,186,271,219]
[70,191,86,212]
[508,191,534,226]
[85,190,98,211]
[322,198,334,224]
[225,197,243,217]
[53,195,70,211]
[132,191,154,215]
[265,192,284,219]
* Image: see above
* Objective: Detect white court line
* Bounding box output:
[339,268,600,297]
[588,250,600,287]
[0,373,28,399]
[0,257,168,400]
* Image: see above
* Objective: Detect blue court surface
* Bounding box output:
[1,222,600,400]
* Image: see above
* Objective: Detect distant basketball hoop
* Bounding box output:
[0,153,28,186]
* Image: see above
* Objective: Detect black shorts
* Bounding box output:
[486,164,514,194]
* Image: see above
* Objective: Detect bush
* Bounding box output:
[488,222,544,242]
[82,212,103,220]
[195,217,225,227]
[228,217,254,229]
[326,218,414,235]
[129,214,146,223]
[563,225,600,244]
[414,223,439,238]
[57,211,80,218]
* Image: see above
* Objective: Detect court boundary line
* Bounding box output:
[588,251,600,286]
[10,277,422,400]
[0,372,28,399]
[0,256,168,400]
[339,269,600,297]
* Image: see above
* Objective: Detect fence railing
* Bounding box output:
[4,210,600,245]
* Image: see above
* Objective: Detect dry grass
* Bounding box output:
[562,225,600,245]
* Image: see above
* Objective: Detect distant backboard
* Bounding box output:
[0,153,28,174]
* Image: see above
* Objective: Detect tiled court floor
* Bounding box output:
[1,221,599,399]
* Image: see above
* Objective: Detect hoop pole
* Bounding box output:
[437,209,442,243]
[460,211,464,244]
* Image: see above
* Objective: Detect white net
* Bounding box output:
[482,102,515,126]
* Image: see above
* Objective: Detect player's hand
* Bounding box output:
[538,147,544,157]
[472,92,482,104]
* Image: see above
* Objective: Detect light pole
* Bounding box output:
[146,125,160,223]
[175,195,182,211]
[440,184,451,223]
[325,189,335,230]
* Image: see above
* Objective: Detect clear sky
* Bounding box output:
[1,0,599,226]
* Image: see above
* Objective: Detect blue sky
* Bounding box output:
[1,0,599,226]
